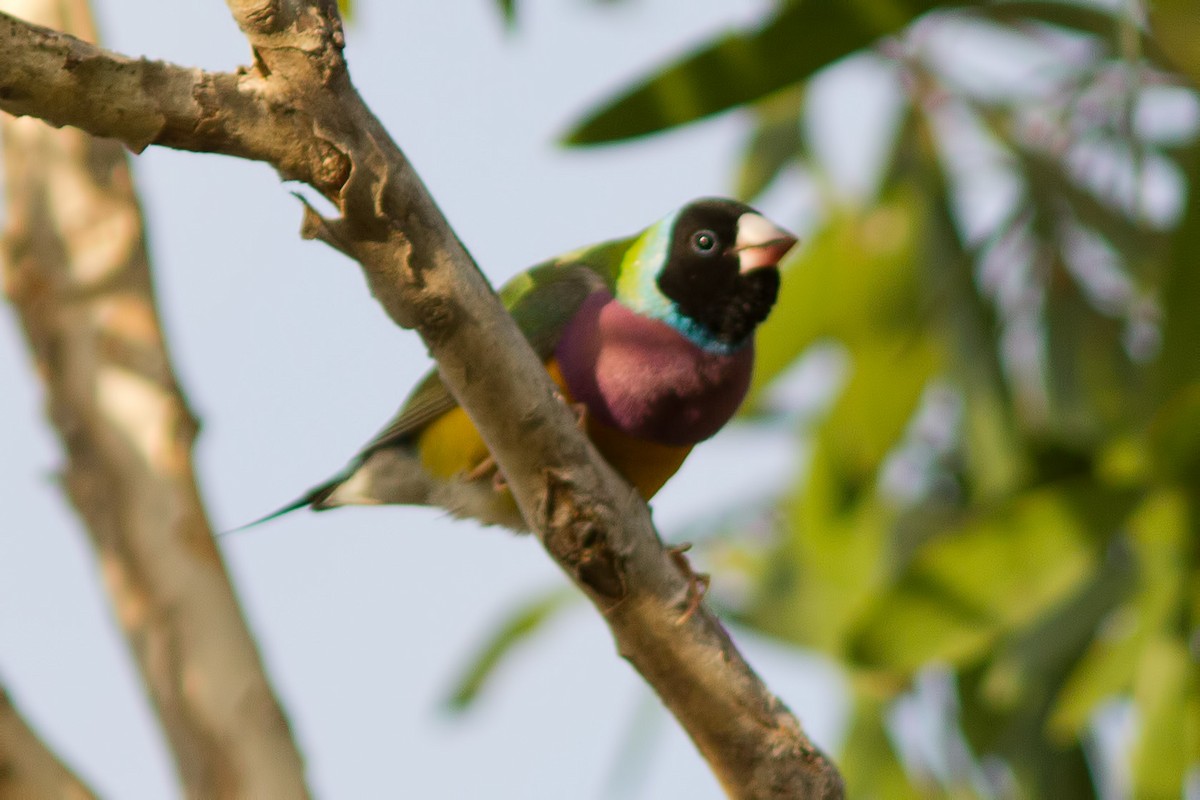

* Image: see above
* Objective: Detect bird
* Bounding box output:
[255,198,796,531]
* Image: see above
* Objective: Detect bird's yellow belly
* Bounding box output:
[416,404,493,480]
[416,359,691,500]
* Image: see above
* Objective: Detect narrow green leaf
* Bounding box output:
[748,445,898,652]
[1149,383,1200,479]
[980,1,1169,66]
[1156,142,1200,400]
[918,131,1026,499]
[1146,0,1200,87]
[1125,489,1194,795]
[851,571,1000,672]
[1016,146,1164,266]
[1043,269,1140,444]
[840,690,924,799]
[958,660,1097,800]
[1130,635,1193,797]
[1049,488,1186,738]
[601,692,666,799]
[1006,141,1148,443]
[564,0,961,146]
[444,587,577,712]
[972,527,1135,742]
[735,89,806,201]
[495,0,517,29]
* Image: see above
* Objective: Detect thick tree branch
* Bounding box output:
[0,681,98,800]
[0,2,311,797]
[0,11,347,194]
[1,3,843,796]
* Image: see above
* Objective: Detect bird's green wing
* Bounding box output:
[360,368,457,454]
[499,234,633,357]
[359,236,633,454]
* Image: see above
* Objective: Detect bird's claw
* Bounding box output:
[570,401,588,430]
[465,455,496,482]
[668,543,710,625]
[551,386,589,429]
[465,455,509,492]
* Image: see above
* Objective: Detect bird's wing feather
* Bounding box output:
[361,369,458,453]
[359,245,626,455]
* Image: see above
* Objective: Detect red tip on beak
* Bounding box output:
[735,213,798,274]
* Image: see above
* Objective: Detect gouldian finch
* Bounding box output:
[266,198,795,530]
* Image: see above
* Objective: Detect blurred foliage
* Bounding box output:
[442,587,576,711]
[494,0,517,30]
[460,1,1199,797]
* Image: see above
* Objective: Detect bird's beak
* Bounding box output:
[734,213,798,274]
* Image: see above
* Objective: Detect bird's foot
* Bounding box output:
[667,543,710,625]
[465,455,509,492]
[552,389,589,431]
[570,401,589,430]
[465,455,496,482]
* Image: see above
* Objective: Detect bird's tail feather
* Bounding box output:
[218,480,339,537]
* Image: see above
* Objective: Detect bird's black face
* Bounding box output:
[656,198,794,348]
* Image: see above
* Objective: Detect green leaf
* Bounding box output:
[495,0,516,30]
[735,88,806,201]
[443,587,577,712]
[1147,0,1200,87]
[749,445,898,652]
[745,175,944,654]
[1156,142,1200,401]
[852,570,1000,674]
[857,485,1137,796]
[337,0,353,21]
[749,183,927,405]
[1043,267,1141,444]
[1048,488,1187,738]
[1149,383,1200,479]
[850,487,1100,673]
[1130,635,1194,798]
[840,689,925,799]
[958,660,1097,800]
[941,487,1150,798]
[601,692,667,798]
[1007,143,1148,444]
[1015,146,1163,268]
[968,529,1135,744]
[979,1,1170,66]
[564,0,960,146]
[912,127,1025,499]
[1124,489,1195,795]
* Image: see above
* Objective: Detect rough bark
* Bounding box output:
[0,3,844,796]
[0,682,97,800]
[0,2,312,798]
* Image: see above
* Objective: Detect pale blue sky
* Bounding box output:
[0,1,848,797]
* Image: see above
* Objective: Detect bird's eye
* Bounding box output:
[691,230,718,255]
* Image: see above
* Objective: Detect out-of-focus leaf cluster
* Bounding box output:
[584,2,1197,796]
[456,1,1197,797]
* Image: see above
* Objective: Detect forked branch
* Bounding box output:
[0,3,842,796]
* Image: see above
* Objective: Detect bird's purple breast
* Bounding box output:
[554,290,754,447]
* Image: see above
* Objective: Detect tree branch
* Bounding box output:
[1,3,843,796]
[0,10,346,194]
[0,681,98,800]
[0,2,311,797]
